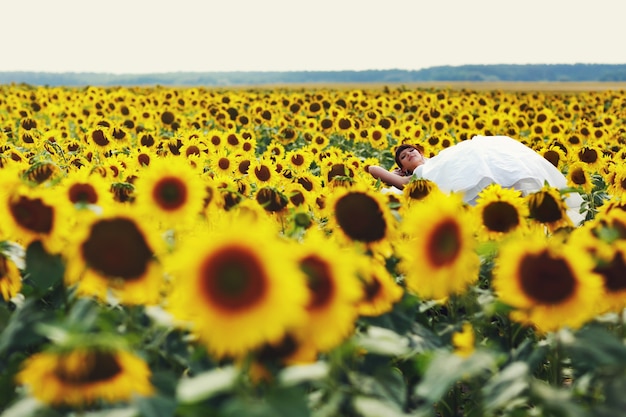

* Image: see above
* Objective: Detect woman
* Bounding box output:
[367,135,584,223]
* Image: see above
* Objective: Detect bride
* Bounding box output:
[367,135,585,224]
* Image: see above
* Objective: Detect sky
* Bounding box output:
[3,0,626,74]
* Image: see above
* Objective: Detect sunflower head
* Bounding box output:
[398,192,480,300]
[493,232,603,333]
[65,206,166,305]
[566,161,594,194]
[526,186,572,231]
[403,177,439,204]
[16,344,153,407]
[326,185,396,254]
[474,184,529,240]
[166,219,309,359]
[0,253,22,301]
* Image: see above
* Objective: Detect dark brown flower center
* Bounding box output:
[519,251,576,304]
[255,187,288,212]
[482,201,520,233]
[152,177,188,211]
[528,192,563,223]
[200,246,267,311]
[570,167,587,186]
[81,218,153,280]
[406,180,433,200]
[300,255,334,309]
[594,251,626,292]
[9,196,53,234]
[427,219,462,267]
[69,183,99,204]
[91,129,109,147]
[55,351,122,385]
[334,192,386,243]
[254,165,271,182]
[578,147,598,164]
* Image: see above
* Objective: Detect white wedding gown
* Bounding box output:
[387,135,585,225]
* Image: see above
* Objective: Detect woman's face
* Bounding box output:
[398,147,425,172]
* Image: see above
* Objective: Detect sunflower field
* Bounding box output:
[2,83,626,417]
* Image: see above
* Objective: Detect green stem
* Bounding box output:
[550,333,562,387]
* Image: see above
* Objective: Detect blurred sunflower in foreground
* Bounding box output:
[165,219,309,359]
[397,192,480,300]
[64,205,167,306]
[16,344,153,407]
[492,230,604,333]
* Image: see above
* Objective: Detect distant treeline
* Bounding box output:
[2,64,626,87]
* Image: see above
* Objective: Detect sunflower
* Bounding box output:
[23,161,62,186]
[16,346,153,407]
[397,192,480,300]
[605,163,626,199]
[473,184,529,240]
[255,185,289,214]
[589,206,626,244]
[526,186,573,232]
[64,206,166,306]
[0,252,21,301]
[355,256,403,317]
[178,131,206,160]
[366,126,390,150]
[85,126,113,155]
[292,229,363,353]
[248,156,281,186]
[165,219,309,359]
[584,236,626,314]
[284,148,313,175]
[575,144,605,171]
[0,182,70,254]
[540,143,567,169]
[213,175,246,211]
[492,231,603,333]
[452,322,475,358]
[132,156,206,231]
[401,177,440,207]
[283,182,312,210]
[566,161,594,194]
[58,166,115,210]
[325,184,396,255]
[208,147,238,177]
[321,157,356,188]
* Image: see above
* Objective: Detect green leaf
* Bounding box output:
[265,386,311,417]
[354,326,411,357]
[352,396,415,417]
[0,298,46,355]
[176,365,239,404]
[482,362,530,413]
[561,325,626,373]
[415,350,497,403]
[24,240,64,293]
[278,361,329,386]
[134,395,177,417]
[0,397,43,417]
[220,399,274,417]
[529,380,588,417]
[77,407,139,417]
[346,366,408,413]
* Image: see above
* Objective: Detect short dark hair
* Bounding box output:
[394,143,424,169]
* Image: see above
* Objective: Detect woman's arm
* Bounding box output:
[367,165,411,189]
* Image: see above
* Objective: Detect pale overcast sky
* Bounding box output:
[2,0,625,74]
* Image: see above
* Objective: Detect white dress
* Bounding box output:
[408,135,584,224]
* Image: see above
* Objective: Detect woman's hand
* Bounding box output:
[367,165,411,189]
